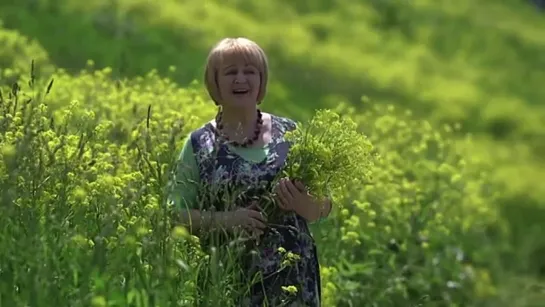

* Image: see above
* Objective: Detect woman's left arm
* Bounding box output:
[275,178,332,223]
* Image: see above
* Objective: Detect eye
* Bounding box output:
[244,69,256,74]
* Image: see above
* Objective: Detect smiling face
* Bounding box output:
[204,37,269,107]
[217,59,261,108]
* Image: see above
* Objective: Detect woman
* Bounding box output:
[168,37,332,306]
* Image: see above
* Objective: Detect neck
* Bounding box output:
[220,106,258,135]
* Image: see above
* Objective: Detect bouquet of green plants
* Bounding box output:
[259,109,376,221]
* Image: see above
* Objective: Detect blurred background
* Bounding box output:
[1,0,544,306]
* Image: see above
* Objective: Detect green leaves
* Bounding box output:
[0,55,541,306]
[0,66,214,307]
[313,102,511,306]
[283,109,376,206]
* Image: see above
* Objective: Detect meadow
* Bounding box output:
[1,0,544,306]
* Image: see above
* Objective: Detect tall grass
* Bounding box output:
[1,62,531,306]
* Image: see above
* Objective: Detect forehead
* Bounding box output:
[215,46,261,69]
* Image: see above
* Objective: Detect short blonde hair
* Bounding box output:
[204,37,269,105]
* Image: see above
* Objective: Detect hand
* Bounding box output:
[274,178,313,212]
[223,202,267,236]
[275,178,332,222]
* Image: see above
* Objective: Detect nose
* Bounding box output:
[234,71,247,83]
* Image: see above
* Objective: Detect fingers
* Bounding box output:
[275,178,304,211]
[247,209,267,224]
[247,201,259,210]
[276,197,289,210]
[276,186,290,210]
[238,208,266,230]
[294,180,306,193]
[284,179,302,196]
[245,202,268,226]
[273,184,288,210]
[279,179,295,202]
[247,217,267,230]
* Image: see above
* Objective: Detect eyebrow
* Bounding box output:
[221,64,256,73]
[220,65,235,74]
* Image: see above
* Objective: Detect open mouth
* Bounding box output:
[232,89,250,95]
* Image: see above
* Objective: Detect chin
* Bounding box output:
[230,98,257,108]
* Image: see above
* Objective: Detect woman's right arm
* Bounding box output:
[167,137,266,234]
[167,137,222,233]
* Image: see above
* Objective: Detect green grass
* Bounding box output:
[1,0,545,305]
[0,65,510,306]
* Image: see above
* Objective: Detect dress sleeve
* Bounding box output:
[167,136,200,211]
[285,117,298,132]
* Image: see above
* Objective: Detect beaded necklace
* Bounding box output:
[214,108,263,147]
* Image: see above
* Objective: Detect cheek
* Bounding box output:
[217,78,232,96]
[251,75,261,95]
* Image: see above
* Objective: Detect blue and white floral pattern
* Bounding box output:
[189,115,321,306]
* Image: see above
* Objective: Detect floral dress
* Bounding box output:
[189,114,321,307]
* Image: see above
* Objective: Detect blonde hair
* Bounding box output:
[204,37,269,105]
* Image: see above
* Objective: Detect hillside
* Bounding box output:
[1,0,545,305]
